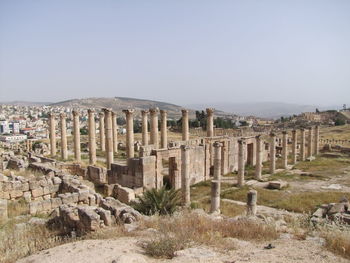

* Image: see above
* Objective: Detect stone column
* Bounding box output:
[99,112,105,151]
[160,110,168,148]
[141,110,149,146]
[103,108,114,169]
[291,130,297,165]
[181,109,189,141]
[48,113,56,157]
[123,109,135,159]
[88,109,96,165]
[255,135,262,180]
[211,142,222,213]
[238,139,246,187]
[314,125,320,155]
[247,190,257,216]
[181,145,190,206]
[269,132,276,174]
[282,131,288,169]
[308,127,313,158]
[206,108,214,137]
[300,128,306,161]
[60,113,68,160]
[112,112,118,153]
[72,110,81,162]
[149,108,159,148]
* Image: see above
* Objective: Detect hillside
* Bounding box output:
[186,102,338,118]
[50,97,229,118]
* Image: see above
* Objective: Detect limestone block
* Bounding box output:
[103,184,115,197]
[23,191,32,202]
[328,203,345,214]
[29,180,40,190]
[268,181,288,190]
[88,195,96,206]
[77,207,101,231]
[117,186,135,204]
[3,182,12,191]
[95,207,113,226]
[78,189,89,203]
[43,194,51,200]
[72,192,79,203]
[10,190,23,199]
[51,197,63,209]
[0,191,9,199]
[53,177,62,185]
[29,201,43,215]
[20,182,29,192]
[31,187,44,198]
[41,199,52,211]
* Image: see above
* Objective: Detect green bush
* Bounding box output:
[132,187,181,215]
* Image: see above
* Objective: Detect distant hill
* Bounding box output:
[186,102,338,119]
[50,97,228,118]
[0,101,51,106]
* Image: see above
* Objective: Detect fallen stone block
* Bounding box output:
[268,180,288,190]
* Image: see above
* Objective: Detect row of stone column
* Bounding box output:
[48,109,119,167]
[269,126,320,175]
[48,107,216,169]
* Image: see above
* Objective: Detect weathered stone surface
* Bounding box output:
[77,206,101,232]
[31,187,44,198]
[268,180,288,190]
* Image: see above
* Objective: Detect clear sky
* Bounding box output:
[0,0,349,106]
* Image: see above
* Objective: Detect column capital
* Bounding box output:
[255,134,261,139]
[122,109,134,115]
[181,145,190,151]
[141,110,149,115]
[111,111,117,117]
[102,108,112,114]
[269,132,276,137]
[181,109,188,115]
[213,141,222,148]
[48,112,55,118]
[88,109,95,114]
[206,108,214,115]
[149,107,159,114]
[282,131,288,135]
[300,128,305,131]
[72,110,79,116]
[160,109,167,115]
[308,126,313,131]
[238,139,246,145]
[60,112,66,118]
[292,129,296,133]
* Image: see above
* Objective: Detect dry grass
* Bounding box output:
[0,218,128,263]
[7,199,29,218]
[142,211,278,258]
[294,156,350,173]
[192,198,246,217]
[323,229,350,259]
[222,187,350,213]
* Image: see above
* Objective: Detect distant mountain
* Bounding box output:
[0,101,51,106]
[50,97,201,118]
[186,102,337,119]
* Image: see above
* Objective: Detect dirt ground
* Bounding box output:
[17,235,350,263]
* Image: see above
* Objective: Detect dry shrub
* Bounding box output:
[142,211,278,258]
[0,219,128,263]
[323,230,350,259]
[7,199,29,218]
[0,222,69,263]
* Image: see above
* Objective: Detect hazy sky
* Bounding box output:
[0,0,349,106]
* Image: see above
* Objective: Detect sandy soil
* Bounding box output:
[17,236,349,263]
